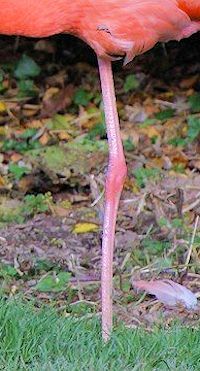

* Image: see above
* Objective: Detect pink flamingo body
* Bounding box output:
[0,0,199,340]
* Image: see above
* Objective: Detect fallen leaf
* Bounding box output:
[10,153,23,163]
[0,101,7,112]
[163,146,188,167]
[147,158,165,169]
[18,175,36,192]
[57,131,71,141]
[180,75,199,89]
[132,279,197,309]
[41,85,74,117]
[0,175,6,187]
[73,222,99,234]
[26,119,45,129]
[139,126,161,139]
[53,205,69,217]
[39,132,50,146]
[43,87,59,101]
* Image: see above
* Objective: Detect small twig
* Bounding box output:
[89,174,104,222]
[69,299,98,306]
[91,189,105,207]
[133,292,147,307]
[71,257,84,301]
[121,197,138,204]
[32,123,47,141]
[185,215,199,269]
[154,99,176,108]
[136,192,147,216]
[5,106,19,122]
[176,188,184,218]
[120,252,132,271]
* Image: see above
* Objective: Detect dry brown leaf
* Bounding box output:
[57,131,71,141]
[0,175,6,187]
[144,97,158,116]
[18,175,36,193]
[53,205,69,217]
[180,75,199,89]
[43,87,59,101]
[10,153,23,163]
[163,146,188,167]
[39,132,50,146]
[147,158,165,169]
[139,126,161,139]
[25,119,45,129]
[41,85,74,117]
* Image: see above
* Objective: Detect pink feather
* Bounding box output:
[132,279,197,309]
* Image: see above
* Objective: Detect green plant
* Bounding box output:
[155,108,175,121]
[35,271,71,292]
[0,69,6,93]
[123,74,140,93]
[2,128,41,153]
[187,115,200,143]
[189,93,200,113]
[168,137,186,147]
[22,193,52,217]
[68,302,96,316]
[8,163,30,180]
[14,54,41,97]
[133,166,161,188]
[142,238,170,254]
[87,122,106,140]
[17,79,37,97]
[139,118,157,128]
[169,116,200,147]
[73,89,94,106]
[123,138,135,151]
[0,264,19,280]
[172,163,185,173]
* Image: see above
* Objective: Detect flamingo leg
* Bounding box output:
[98,57,127,341]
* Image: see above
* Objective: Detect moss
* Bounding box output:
[0,197,24,225]
[26,142,107,185]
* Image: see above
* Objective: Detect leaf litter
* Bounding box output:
[0,34,199,327]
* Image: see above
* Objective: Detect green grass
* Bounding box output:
[0,299,199,371]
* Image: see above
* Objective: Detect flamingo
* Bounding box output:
[0,0,200,340]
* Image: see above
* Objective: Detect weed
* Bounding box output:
[123,74,140,93]
[22,192,52,217]
[155,108,175,121]
[133,166,161,188]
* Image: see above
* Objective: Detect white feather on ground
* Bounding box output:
[132,279,198,309]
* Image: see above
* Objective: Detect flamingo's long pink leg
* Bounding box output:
[98,57,127,341]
